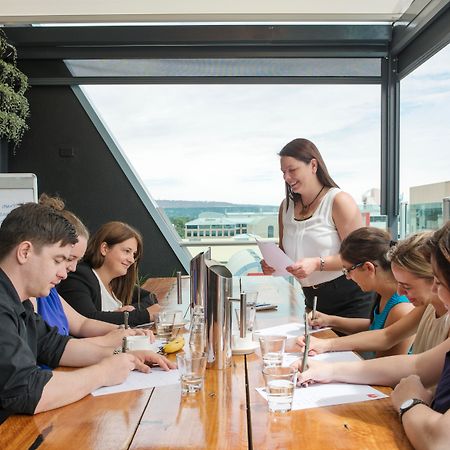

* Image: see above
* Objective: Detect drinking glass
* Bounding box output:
[263,366,298,413]
[176,352,207,394]
[259,335,287,368]
[155,310,181,342]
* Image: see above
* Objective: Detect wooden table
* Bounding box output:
[0,276,413,449]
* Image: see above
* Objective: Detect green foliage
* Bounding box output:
[171,216,192,238]
[0,30,29,147]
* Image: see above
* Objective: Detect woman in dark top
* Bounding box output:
[293,221,450,449]
[58,221,160,326]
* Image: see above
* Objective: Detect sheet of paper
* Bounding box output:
[254,322,330,338]
[256,381,387,411]
[91,368,180,397]
[256,240,293,276]
[257,350,382,410]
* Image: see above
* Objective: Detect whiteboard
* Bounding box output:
[0,173,38,225]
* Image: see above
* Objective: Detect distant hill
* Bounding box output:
[157,199,278,219]
[157,200,236,208]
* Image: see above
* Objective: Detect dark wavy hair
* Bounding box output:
[340,227,393,272]
[278,138,339,211]
[84,221,143,305]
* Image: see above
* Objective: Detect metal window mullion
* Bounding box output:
[380,56,400,238]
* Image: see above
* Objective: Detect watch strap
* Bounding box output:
[399,398,427,421]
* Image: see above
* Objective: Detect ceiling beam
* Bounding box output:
[5,24,391,60]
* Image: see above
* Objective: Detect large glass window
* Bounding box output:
[400,44,450,235]
[83,83,380,263]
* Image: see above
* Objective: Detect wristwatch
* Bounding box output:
[399,398,427,421]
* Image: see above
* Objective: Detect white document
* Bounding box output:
[256,240,293,276]
[257,350,385,410]
[254,322,330,338]
[91,368,180,397]
[256,382,387,411]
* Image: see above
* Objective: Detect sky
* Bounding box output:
[82,44,450,207]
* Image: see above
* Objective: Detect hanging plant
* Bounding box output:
[0,29,30,148]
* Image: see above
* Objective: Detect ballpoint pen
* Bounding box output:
[312,296,318,321]
[124,311,129,329]
[301,312,310,385]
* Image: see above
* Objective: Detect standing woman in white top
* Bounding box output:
[262,138,374,318]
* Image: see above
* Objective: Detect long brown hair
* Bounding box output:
[278,138,339,211]
[84,221,143,305]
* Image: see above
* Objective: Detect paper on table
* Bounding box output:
[254,322,330,338]
[257,350,386,410]
[256,240,293,276]
[91,368,180,397]
[256,381,387,411]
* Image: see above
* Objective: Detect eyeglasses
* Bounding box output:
[342,262,364,276]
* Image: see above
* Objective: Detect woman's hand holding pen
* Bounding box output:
[308,310,332,329]
[261,259,275,275]
[290,359,333,386]
[295,334,331,355]
[286,257,319,279]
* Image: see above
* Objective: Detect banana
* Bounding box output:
[163,336,185,354]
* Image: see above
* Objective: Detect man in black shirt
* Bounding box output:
[0,203,174,424]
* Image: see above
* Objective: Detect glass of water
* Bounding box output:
[259,335,287,368]
[155,310,181,342]
[263,366,298,413]
[176,352,207,395]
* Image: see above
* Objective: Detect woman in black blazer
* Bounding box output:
[58,221,160,326]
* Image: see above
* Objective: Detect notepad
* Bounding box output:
[91,368,180,396]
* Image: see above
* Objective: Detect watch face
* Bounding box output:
[400,399,415,410]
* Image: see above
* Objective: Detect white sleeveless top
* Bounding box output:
[92,269,123,311]
[281,187,343,287]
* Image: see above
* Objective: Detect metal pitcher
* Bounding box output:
[204,258,246,370]
[176,248,211,316]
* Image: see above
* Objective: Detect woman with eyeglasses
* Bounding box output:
[305,227,414,357]
[294,221,450,450]
[295,231,449,358]
[261,138,373,319]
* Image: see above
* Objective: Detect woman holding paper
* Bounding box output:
[261,138,373,318]
[294,222,450,450]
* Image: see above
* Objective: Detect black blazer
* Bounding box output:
[57,262,157,326]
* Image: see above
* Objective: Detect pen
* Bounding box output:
[124,311,129,329]
[301,312,310,384]
[312,296,318,321]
